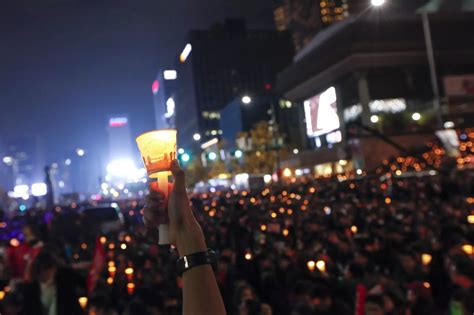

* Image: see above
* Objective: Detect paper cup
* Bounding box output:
[136,129,177,178]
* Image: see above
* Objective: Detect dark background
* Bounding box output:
[0,0,276,164]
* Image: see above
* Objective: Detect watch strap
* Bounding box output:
[176,249,217,276]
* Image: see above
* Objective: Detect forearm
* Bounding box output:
[177,225,226,315]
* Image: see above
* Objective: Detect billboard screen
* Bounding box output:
[304,87,340,137]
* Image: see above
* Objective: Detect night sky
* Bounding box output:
[0,0,275,166]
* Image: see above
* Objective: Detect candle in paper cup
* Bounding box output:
[136,130,177,178]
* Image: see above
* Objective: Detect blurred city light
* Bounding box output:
[370,115,380,123]
[241,95,252,104]
[316,260,326,272]
[412,112,421,121]
[178,148,185,154]
[371,0,385,6]
[339,159,348,166]
[106,159,139,180]
[163,70,177,80]
[263,174,272,183]
[13,185,29,199]
[165,98,175,118]
[181,153,190,162]
[65,158,72,166]
[293,149,299,154]
[234,150,243,158]
[2,156,13,165]
[152,80,159,94]
[444,121,455,129]
[180,43,192,63]
[283,168,292,177]
[76,148,85,156]
[31,183,47,197]
[307,260,316,271]
[208,152,217,161]
[193,133,201,141]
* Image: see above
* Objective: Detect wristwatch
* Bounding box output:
[176,249,218,276]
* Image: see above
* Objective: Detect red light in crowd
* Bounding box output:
[152,80,160,94]
[265,83,272,91]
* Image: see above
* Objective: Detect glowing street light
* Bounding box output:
[2,156,13,165]
[370,115,380,123]
[412,112,421,121]
[241,96,252,104]
[234,150,243,158]
[371,0,385,6]
[76,148,85,157]
[181,153,190,162]
[193,133,201,141]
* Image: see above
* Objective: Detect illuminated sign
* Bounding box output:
[152,80,160,94]
[163,70,177,80]
[304,87,340,137]
[109,117,128,127]
[179,44,192,63]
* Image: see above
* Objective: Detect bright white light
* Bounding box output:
[283,168,292,177]
[31,183,47,197]
[13,185,29,199]
[293,149,299,154]
[178,148,185,154]
[444,121,455,129]
[371,0,385,6]
[263,174,272,183]
[76,148,85,157]
[101,183,108,190]
[2,156,13,165]
[180,44,192,63]
[208,152,217,161]
[211,130,217,136]
[193,133,201,141]
[165,98,175,118]
[295,169,303,176]
[65,159,72,166]
[356,169,363,175]
[111,202,118,209]
[234,150,243,158]
[58,181,65,188]
[241,96,252,104]
[370,115,380,123]
[412,112,421,121]
[163,70,177,80]
[106,159,137,179]
[181,153,190,162]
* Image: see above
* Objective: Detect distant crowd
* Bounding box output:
[0,132,474,315]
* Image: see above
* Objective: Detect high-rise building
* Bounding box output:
[107,115,133,162]
[152,69,179,129]
[273,0,429,51]
[174,19,294,149]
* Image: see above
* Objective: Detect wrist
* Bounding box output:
[176,224,207,256]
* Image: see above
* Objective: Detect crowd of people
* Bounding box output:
[0,135,474,315]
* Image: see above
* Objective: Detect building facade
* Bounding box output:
[173,19,294,150]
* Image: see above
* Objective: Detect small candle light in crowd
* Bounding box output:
[107,277,114,285]
[395,170,402,176]
[127,283,135,295]
[121,243,127,250]
[124,235,132,242]
[125,267,134,280]
[250,197,256,203]
[307,260,316,272]
[301,205,307,211]
[10,238,20,247]
[271,212,277,218]
[279,207,285,214]
[4,286,10,293]
[316,260,326,273]
[421,253,432,266]
[468,215,474,224]
[108,261,115,267]
[0,291,5,301]
[78,297,88,309]
[108,266,116,278]
[350,225,358,234]
[244,252,253,260]
[282,229,289,237]
[108,243,115,250]
[349,183,355,189]
[462,244,473,255]
[309,187,316,193]
[385,197,392,205]
[423,282,431,289]
[73,253,79,260]
[260,224,267,231]
[81,243,87,250]
[323,207,331,215]
[287,209,293,215]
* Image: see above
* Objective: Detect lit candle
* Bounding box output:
[127,283,135,295]
[316,260,326,273]
[78,296,88,309]
[307,260,316,272]
[421,253,432,266]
